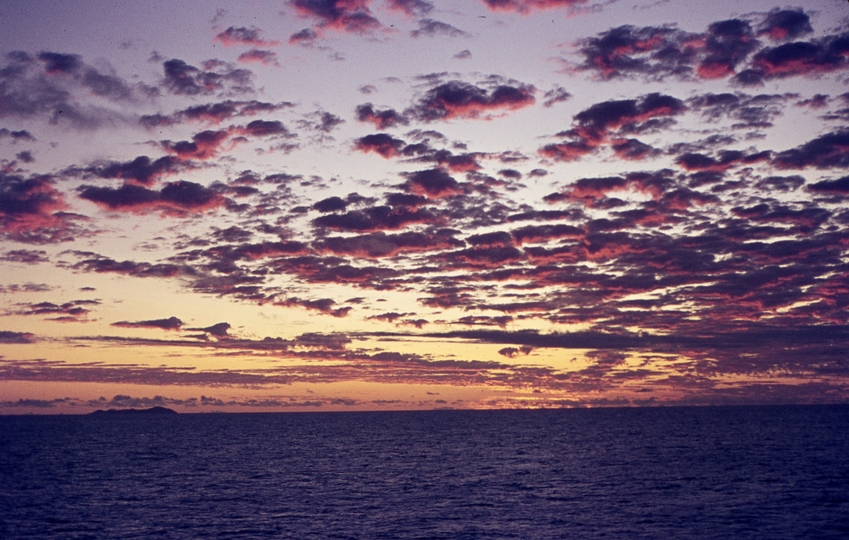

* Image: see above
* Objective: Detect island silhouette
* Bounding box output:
[89,406,177,415]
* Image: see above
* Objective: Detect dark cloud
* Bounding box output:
[773,130,849,170]
[214,26,280,47]
[403,168,463,198]
[573,10,844,84]
[0,128,36,142]
[611,138,660,161]
[112,316,184,330]
[687,92,789,130]
[754,175,805,192]
[406,80,535,122]
[289,28,319,45]
[313,196,349,213]
[387,0,434,16]
[675,150,766,173]
[542,86,571,107]
[140,100,293,128]
[411,19,470,39]
[294,111,344,138]
[355,103,410,129]
[0,330,35,344]
[572,93,686,142]
[290,0,382,35]
[748,32,849,82]
[354,133,408,158]
[237,50,280,67]
[69,252,194,279]
[0,249,49,264]
[0,51,138,128]
[314,230,463,257]
[312,204,438,232]
[233,120,294,138]
[15,151,34,163]
[807,176,849,195]
[574,24,700,80]
[160,129,231,159]
[76,155,183,187]
[696,19,758,80]
[162,58,254,96]
[186,322,231,337]
[78,181,226,215]
[0,172,79,243]
[757,9,813,41]
[540,93,684,161]
[796,94,829,109]
[5,299,98,322]
[276,297,352,317]
[479,0,588,14]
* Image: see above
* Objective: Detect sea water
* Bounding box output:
[1,405,847,539]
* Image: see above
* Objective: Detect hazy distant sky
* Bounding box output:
[1,0,848,413]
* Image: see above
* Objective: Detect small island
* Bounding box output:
[89,406,178,415]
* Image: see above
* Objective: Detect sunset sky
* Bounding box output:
[1,0,848,413]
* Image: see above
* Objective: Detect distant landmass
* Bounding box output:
[89,406,177,415]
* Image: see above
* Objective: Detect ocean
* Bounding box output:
[1,405,847,539]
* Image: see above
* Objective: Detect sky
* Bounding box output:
[1,0,848,414]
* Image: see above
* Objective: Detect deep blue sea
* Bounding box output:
[1,405,848,539]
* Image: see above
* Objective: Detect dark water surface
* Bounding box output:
[1,405,847,539]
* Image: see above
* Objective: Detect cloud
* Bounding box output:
[411,19,470,39]
[355,103,410,129]
[540,92,684,161]
[112,316,184,330]
[275,297,352,317]
[0,249,49,264]
[573,24,700,80]
[74,155,183,187]
[298,110,345,133]
[757,8,813,41]
[0,172,83,243]
[140,100,293,128]
[0,330,35,344]
[479,0,588,15]
[232,120,294,138]
[748,32,849,82]
[387,0,434,17]
[772,130,849,170]
[214,26,280,47]
[160,129,232,159]
[0,128,36,142]
[807,176,849,195]
[162,58,254,96]
[406,80,536,122]
[312,204,439,232]
[695,19,759,80]
[314,230,463,257]
[572,92,685,141]
[290,0,382,35]
[403,168,463,198]
[354,133,408,157]
[78,181,227,215]
[237,50,280,67]
[4,299,98,322]
[186,322,231,337]
[542,86,572,107]
[572,11,849,84]
[289,28,319,45]
[687,92,790,130]
[0,51,140,128]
